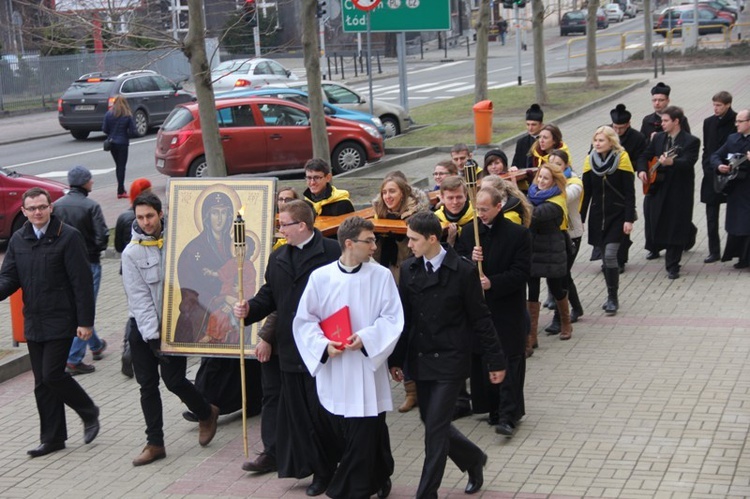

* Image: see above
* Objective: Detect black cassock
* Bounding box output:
[193,357,263,417]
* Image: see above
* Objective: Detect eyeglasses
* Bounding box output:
[279,221,302,229]
[277,197,296,203]
[352,237,377,245]
[305,175,325,182]
[23,204,50,213]
[736,119,750,123]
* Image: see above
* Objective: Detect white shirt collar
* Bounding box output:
[425,246,447,272]
[295,232,315,250]
[34,220,51,239]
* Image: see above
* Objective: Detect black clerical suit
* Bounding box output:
[701,108,737,258]
[391,246,505,499]
[637,130,701,273]
[245,229,341,481]
[711,132,750,264]
[0,216,98,446]
[616,126,647,267]
[512,133,536,170]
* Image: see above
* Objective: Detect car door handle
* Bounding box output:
[220,135,232,141]
[269,134,282,140]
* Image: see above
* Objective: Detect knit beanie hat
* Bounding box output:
[484,149,509,168]
[68,165,92,187]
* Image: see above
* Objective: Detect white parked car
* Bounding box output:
[284,80,412,139]
[605,3,625,22]
[618,0,638,18]
[211,58,298,92]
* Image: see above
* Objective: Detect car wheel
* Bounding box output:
[187,156,209,177]
[71,129,90,140]
[134,109,149,137]
[11,213,27,236]
[381,116,400,138]
[331,142,366,174]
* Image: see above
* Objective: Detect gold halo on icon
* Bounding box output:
[193,184,242,233]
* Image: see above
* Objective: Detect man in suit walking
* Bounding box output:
[390,211,506,498]
[637,106,701,279]
[0,187,100,457]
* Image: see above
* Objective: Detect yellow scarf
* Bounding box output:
[504,211,522,225]
[131,238,163,249]
[547,193,569,231]
[307,186,351,216]
[434,203,475,235]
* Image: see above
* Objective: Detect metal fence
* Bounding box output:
[0,49,192,114]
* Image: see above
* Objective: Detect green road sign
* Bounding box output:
[342,0,451,32]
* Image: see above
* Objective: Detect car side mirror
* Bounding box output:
[285,70,292,77]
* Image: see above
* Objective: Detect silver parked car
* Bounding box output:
[211,58,298,92]
[286,80,412,139]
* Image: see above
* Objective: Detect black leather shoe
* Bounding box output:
[182,411,199,423]
[668,270,680,280]
[306,476,330,497]
[121,354,134,378]
[704,254,720,264]
[27,441,65,458]
[734,261,749,269]
[646,251,661,260]
[377,477,392,498]
[83,409,100,444]
[465,453,487,494]
[495,422,514,437]
[544,319,561,335]
[487,412,499,426]
[241,453,277,473]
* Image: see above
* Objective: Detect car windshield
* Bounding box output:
[161,107,194,131]
[567,11,585,19]
[214,60,251,73]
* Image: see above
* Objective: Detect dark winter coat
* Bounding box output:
[456,216,531,357]
[246,229,341,373]
[391,246,505,381]
[512,133,536,170]
[637,130,701,247]
[529,200,567,278]
[581,152,637,247]
[0,215,95,341]
[102,111,137,145]
[711,132,750,235]
[618,126,647,168]
[53,187,109,264]
[701,108,737,205]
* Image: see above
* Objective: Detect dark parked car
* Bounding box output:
[560,10,587,35]
[560,9,609,35]
[155,97,384,177]
[58,70,195,140]
[655,5,733,36]
[0,166,67,239]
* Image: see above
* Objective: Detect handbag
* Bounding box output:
[103,137,112,151]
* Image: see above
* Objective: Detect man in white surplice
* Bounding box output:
[293,216,404,499]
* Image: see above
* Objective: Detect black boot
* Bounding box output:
[603,267,619,316]
[544,307,561,335]
[568,280,583,323]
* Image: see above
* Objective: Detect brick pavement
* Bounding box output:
[1,64,750,498]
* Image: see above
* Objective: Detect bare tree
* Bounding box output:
[531,0,549,105]
[643,0,652,62]
[184,0,226,176]
[585,0,600,88]
[300,0,328,161]
[474,0,491,103]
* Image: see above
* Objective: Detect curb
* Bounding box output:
[0,351,30,384]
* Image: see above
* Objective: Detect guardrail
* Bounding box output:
[566,23,744,70]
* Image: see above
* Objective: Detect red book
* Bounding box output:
[319,306,353,350]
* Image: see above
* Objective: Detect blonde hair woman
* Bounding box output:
[581,125,636,317]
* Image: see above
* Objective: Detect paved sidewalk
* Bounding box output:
[1,62,750,499]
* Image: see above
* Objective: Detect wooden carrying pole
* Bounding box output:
[463,159,484,278]
[233,210,249,458]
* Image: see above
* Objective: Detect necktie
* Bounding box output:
[426,261,434,274]
[38,231,44,240]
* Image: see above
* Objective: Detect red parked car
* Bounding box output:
[155,97,384,177]
[0,166,67,239]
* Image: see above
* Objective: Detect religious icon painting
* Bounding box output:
[160,178,276,357]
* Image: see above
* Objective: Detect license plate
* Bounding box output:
[75,105,95,111]
[156,159,165,169]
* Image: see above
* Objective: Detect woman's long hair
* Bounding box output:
[529,124,563,156]
[535,162,568,197]
[374,175,412,218]
[592,125,624,154]
[112,95,133,118]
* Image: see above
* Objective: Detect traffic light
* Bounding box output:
[316,1,327,18]
[243,0,257,27]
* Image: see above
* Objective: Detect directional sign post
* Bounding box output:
[351,0,382,117]
[343,0,450,33]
